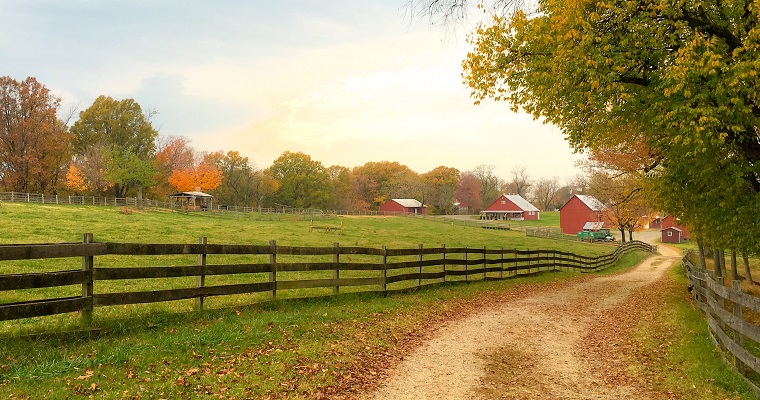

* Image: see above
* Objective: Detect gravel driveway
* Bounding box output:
[361,238,678,400]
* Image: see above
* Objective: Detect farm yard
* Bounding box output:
[0,203,755,398]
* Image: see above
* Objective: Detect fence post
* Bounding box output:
[482,246,487,280]
[382,246,388,297]
[81,233,94,324]
[500,248,504,279]
[732,280,746,374]
[269,240,277,298]
[196,237,207,310]
[417,244,423,287]
[333,242,340,294]
[465,247,469,282]
[442,244,447,283]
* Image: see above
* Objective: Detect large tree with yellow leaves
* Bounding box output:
[414,0,760,252]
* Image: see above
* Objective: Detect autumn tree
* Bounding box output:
[154,136,195,198]
[267,151,333,209]
[168,152,223,192]
[210,150,258,207]
[457,0,760,251]
[351,161,421,209]
[0,76,72,193]
[327,165,352,211]
[251,170,280,210]
[456,171,482,213]
[70,96,158,197]
[587,171,650,242]
[422,166,460,214]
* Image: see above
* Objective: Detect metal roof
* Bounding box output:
[582,221,606,231]
[503,194,540,212]
[391,198,424,208]
[169,191,213,198]
[575,195,605,211]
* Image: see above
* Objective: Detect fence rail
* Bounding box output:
[0,191,419,217]
[0,236,655,323]
[683,251,760,395]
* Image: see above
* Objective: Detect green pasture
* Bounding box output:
[0,202,751,398]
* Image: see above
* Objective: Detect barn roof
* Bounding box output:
[575,195,605,211]
[662,226,682,232]
[169,191,213,198]
[503,194,539,212]
[391,198,424,208]
[582,221,606,231]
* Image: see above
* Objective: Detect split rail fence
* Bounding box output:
[684,251,760,394]
[0,237,655,324]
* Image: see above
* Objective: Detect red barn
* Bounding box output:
[480,194,540,221]
[661,215,689,240]
[379,199,427,215]
[559,194,605,234]
[661,226,684,244]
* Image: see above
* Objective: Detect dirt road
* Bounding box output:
[361,244,680,400]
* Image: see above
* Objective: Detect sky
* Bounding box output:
[2,0,585,182]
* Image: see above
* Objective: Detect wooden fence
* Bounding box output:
[683,251,760,395]
[0,191,411,217]
[0,236,655,323]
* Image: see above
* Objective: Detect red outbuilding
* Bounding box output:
[661,226,684,244]
[559,194,606,234]
[379,198,427,215]
[661,215,689,240]
[480,194,540,221]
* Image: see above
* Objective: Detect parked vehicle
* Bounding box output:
[577,228,614,242]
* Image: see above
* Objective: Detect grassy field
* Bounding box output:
[0,203,752,398]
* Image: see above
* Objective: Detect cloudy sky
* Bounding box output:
[2,0,584,181]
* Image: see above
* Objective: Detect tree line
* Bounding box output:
[1,75,589,214]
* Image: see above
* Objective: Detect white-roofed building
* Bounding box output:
[379,198,427,215]
[480,194,540,221]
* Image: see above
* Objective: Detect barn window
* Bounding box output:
[667,231,673,237]
[501,200,506,204]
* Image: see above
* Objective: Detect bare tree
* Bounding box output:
[531,177,560,211]
[473,165,501,206]
[503,165,531,197]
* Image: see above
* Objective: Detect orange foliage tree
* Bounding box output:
[64,164,88,194]
[168,153,223,192]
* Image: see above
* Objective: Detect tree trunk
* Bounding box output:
[137,186,144,210]
[720,249,727,281]
[743,254,754,284]
[696,237,708,270]
[713,249,723,279]
[731,251,739,281]
[628,229,633,242]
[619,228,626,242]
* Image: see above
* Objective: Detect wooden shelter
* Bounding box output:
[169,191,213,211]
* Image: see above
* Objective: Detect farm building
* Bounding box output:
[379,198,427,215]
[661,215,690,240]
[559,194,606,234]
[661,226,685,244]
[648,215,663,229]
[169,191,213,211]
[480,194,540,221]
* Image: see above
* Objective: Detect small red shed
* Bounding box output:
[480,194,540,221]
[661,215,689,240]
[661,226,684,244]
[559,194,606,234]
[379,198,427,215]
